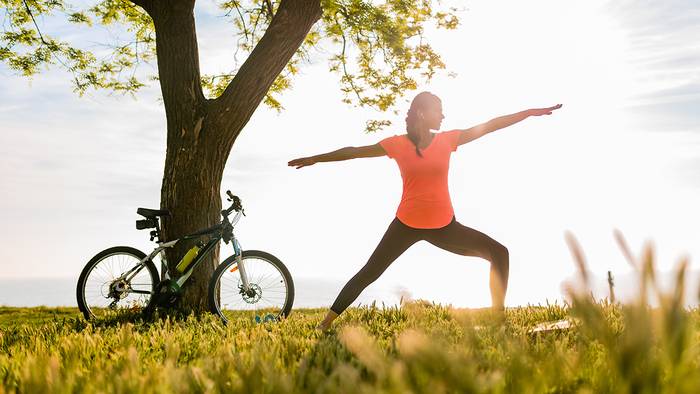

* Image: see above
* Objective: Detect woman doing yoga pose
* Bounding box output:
[288,92,562,331]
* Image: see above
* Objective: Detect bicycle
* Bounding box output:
[76,191,294,324]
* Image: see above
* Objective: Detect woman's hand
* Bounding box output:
[529,104,563,116]
[288,156,317,169]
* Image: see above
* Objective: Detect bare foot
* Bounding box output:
[491,308,506,325]
[316,309,339,333]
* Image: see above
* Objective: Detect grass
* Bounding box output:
[0,306,77,328]
[1,300,698,393]
[1,232,698,393]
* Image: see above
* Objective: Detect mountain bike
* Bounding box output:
[75,191,294,324]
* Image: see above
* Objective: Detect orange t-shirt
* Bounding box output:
[379,130,462,229]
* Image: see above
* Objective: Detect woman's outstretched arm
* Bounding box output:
[455,104,563,147]
[288,143,386,169]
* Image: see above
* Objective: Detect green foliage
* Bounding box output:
[0,0,155,95]
[364,118,392,133]
[318,0,459,130]
[2,0,458,129]
[322,0,450,110]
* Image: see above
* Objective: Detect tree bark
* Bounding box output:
[149,0,218,312]
[146,0,322,313]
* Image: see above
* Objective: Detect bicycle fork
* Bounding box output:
[231,237,252,292]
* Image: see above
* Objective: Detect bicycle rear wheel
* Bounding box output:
[208,250,294,324]
[76,246,159,320]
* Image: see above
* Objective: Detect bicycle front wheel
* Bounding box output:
[76,246,159,320]
[208,250,294,324]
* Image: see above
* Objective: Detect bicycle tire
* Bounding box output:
[76,246,159,320]
[208,250,294,324]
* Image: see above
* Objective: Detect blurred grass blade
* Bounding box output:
[565,231,590,290]
[672,257,689,308]
[641,241,659,305]
[613,229,638,270]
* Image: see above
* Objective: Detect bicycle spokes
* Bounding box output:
[81,251,156,318]
[212,254,292,323]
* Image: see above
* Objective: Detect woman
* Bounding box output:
[288,92,562,331]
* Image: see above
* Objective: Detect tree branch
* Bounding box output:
[128,0,151,13]
[264,0,274,20]
[211,0,321,144]
[334,13,367,107]
[19,0,80,74]
[148,1,206,139]
[21,0,47,45]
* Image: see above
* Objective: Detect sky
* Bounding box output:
[1,0,699,308]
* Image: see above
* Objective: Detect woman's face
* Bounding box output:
[419,101,444,130]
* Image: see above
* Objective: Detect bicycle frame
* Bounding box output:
[117,210,250,295]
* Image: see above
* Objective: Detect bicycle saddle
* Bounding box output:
[136,208,171,218]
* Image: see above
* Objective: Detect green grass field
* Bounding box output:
[2,237,698,393]
[1,297,698,393]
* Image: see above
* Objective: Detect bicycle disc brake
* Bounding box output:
[240,283,262,304]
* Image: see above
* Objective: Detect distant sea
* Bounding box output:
[4,272,698,309]
[0,277,402,309]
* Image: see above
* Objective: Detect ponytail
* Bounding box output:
[405,110,423,158]
[405,91,440,158]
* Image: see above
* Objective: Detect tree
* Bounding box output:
[1,0,459,313]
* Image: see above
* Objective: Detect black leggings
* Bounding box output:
[330,216,509,314]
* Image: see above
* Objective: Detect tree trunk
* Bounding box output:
[145,0,322,314]
[160,127,224,313]
[149,0,217,313]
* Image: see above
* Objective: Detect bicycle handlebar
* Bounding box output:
[222,190,245,218]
